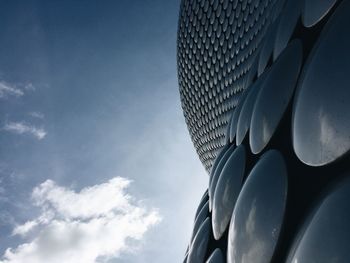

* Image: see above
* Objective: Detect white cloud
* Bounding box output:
[0,177,161,263]
[12,221,39,237]
[23,83,35,91]
[3,122,47,140]
[28,112,44,119]
[0,82,24,98]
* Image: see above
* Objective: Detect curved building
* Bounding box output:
[178,0,350,262]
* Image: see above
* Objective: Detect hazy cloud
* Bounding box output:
[23,83,35,91]
[28,112,44,119]
[0,177,161,263]
[0,82,24,98]
[3,122,47,140]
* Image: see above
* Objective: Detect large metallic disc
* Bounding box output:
[187,218,212,263]
[302,0,337,27]
[287,176,350,263]
[250,40,302,154]
[212,145,245,240]
[227,150,288,263]
[293,1,350,166]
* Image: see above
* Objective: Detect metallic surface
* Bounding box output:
[250,40,302,154]
[177,0,350,262]
[187,217,212,263]
[212,145,245,240]
[177,0,282,171]
[288,176,350,263]
[206,248,224,263]
[273,0,302,59]
[208,144,235,211]
[302,0,337,27]
[191,201,209,242]
[293,0,350,166]
[235,75,261,146]
[227,150,287,263]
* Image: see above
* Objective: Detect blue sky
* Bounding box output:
[0,1,207,262]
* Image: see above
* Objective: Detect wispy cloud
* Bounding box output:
[23,83,35,91]
[28,112,45,119]
[3,122,47,140]
[0,82,24,98]
[0,177,161,263]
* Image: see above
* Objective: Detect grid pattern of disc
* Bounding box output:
[177,0,280,172]
[182,0,350,262]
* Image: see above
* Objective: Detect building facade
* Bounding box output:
[177,0,350,262]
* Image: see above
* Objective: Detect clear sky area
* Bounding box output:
[0,1,207,262]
